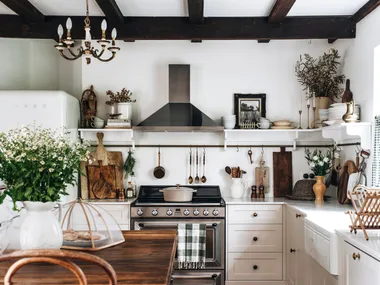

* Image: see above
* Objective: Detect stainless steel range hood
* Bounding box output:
[134,65,223,132]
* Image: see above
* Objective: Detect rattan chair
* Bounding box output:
[0,249,117,285]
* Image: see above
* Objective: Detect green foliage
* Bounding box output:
[124,151,136,178]
[305,149,332,177]
[295,48,345,102]
[0,126,90,210]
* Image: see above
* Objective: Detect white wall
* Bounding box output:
[336,7,380,121]
[79,40,351,197]
[0,39,60,90]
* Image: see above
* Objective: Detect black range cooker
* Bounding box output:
[131,185,225,285]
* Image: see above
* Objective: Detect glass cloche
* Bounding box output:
[59,199,125,251]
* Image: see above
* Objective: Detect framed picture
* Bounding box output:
[234,93,266,129]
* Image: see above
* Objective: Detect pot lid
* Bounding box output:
[161,184,196,192]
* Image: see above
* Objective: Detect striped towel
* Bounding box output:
[177,224,206,269]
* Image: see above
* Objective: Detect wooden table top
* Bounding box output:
[0,230,177,285]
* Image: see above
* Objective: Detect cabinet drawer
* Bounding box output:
[228,225,282,253]
[227,253,283,281]
[304,224,330,272]
[228,205,282,224]
[97,204,130,225]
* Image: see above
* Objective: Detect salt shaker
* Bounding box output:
[258,184,265,199]
[251,186,257,199]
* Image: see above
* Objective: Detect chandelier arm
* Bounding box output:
[92,47,106,59]
[59,50,83,61]
[67,47,84,58]
[95,52,117,62]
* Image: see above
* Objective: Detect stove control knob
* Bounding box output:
[183,209,190,216]
[193,209,200,216]
[152,209,158,216]
[137,209,144,216]
[203,209,209,216]
[212,209,219,216]
[166,209,173,216]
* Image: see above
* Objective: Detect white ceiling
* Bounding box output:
[0,0,369,17]
[0,2,16,14]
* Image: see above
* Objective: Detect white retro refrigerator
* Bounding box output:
[0,90,81,202]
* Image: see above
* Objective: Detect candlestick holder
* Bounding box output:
[313,106,317,129]
[298,110,302,129]
[307,104,311,129]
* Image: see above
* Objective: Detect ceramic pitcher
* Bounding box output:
[230,178,248,199]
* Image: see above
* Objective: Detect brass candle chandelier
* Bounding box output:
[54,0,120,64]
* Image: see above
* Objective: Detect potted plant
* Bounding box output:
[0,126,90,249]
[295,48,345,111]
[305,149,332,203]
[106,88,136,120]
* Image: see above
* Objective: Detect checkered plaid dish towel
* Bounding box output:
[177,224,206,269]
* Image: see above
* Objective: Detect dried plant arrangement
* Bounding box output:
[105,88,136,105]
[295,48,345,102]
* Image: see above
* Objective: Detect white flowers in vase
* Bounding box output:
[305,149,332,177]
[0,125,90,210]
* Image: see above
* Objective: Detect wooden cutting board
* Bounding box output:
[87,165,117,199]
[342,79,353,103]
[80,132,124,199]
[337,160,357,204]
[273,147,293,197]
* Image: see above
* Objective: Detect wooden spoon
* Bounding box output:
[225,166,232,175]
[201,150,207,183]
[195,148,200,184]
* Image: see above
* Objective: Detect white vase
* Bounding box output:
[20,201,63,250]
[117,102,133,120]
[230,178,248,199]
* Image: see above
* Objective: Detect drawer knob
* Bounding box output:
[252,212,258,217]
[296,213,302,218]
[253,265,258,270]
[253,237,258,242]
[352,253,361,260]
[290,248,296,253]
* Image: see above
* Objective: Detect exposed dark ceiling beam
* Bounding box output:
[188,0,204,42]
[94,0,124,24]
[258,39,270,43]
[188,0,204,24]
[328,38,337,44]
[0,15,355,41]
[0,0,44,22]
[353,0,380,23]
[268,0,296,24]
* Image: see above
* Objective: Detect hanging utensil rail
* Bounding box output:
[94,142,360,148]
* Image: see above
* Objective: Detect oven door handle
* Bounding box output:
[172,274,218,280]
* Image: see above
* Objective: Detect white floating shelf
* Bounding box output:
[79,129,134,149]
[321,122,372,149]
[223,128,328,150]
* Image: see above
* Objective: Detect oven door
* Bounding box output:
[171,270,224,285]
[132,219,224,269]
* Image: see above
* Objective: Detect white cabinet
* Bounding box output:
[286,207,307,285]
[227,204,283,283]
[342,242,380,285]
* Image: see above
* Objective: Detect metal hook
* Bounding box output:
[237,146,239,152]
[158,145,161,152]
[261,146,264,155]
[189,145,192,154]
[203,146,206,153]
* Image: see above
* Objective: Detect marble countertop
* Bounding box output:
[224,197,353,235]
[337,229,380,261]
[83,198,136,204]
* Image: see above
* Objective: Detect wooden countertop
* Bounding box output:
[0,230,177,285]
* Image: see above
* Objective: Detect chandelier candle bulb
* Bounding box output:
[57,25,63,39]
[112,28,117,40]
